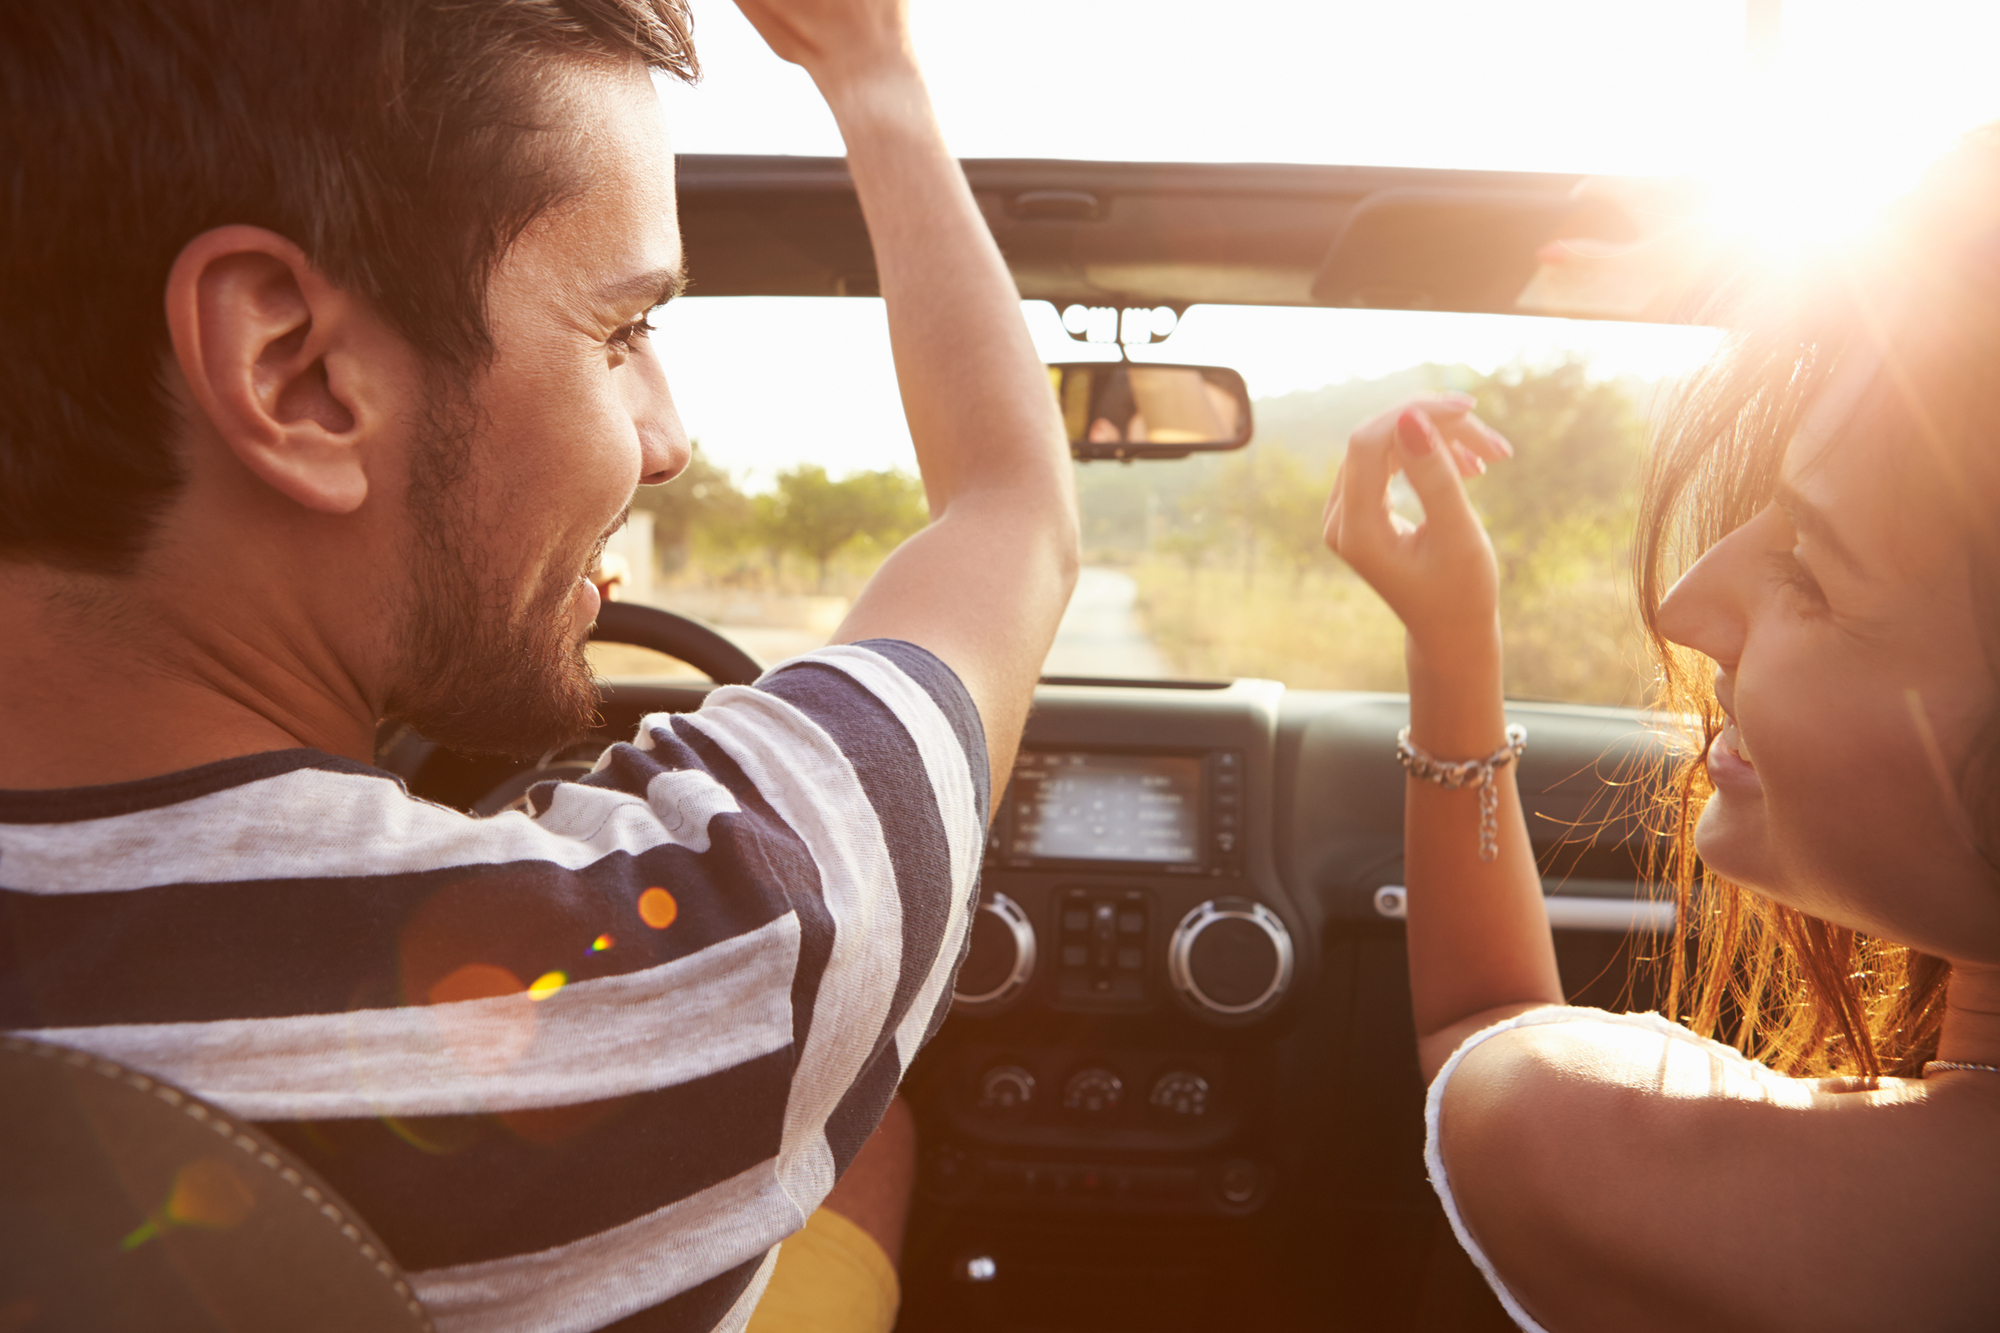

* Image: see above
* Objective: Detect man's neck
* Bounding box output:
[0,562,378,791]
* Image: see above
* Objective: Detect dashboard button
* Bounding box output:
[952,893,1037,1012]
[1167,898,1295,1021]
[1062,1067,1124,1116]
[1218,1158,1261,1206]
[930,1145,970,1190]
[976,1064,1036,1111]
[1056,888,1150,1005]
[1148,1070,1211,1118]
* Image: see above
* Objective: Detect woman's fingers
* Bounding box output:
[1322,396,1508,649]
[1330,397,1453,555]
[1325,416,1396,557]
[1328,394,1511,566]
[1393,409,1484,538]
[1438,409,1513,463]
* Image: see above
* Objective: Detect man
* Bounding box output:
[0,0,1078,1329]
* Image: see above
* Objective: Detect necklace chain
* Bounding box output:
[1921,1060,2000,1077]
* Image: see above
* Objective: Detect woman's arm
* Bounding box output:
[1327,405,2000,1331]
[1323,402,1564,1079]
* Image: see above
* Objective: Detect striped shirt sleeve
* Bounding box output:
[0,638,987,1333]
[616,639,988,1214]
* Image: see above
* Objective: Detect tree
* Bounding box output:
[1224,446,1335,585]
[628,444,752,574]
[1458,359,1652,703]
[1462,359,1646,586]
[765,464,929,592]
[1156,491,1229,573]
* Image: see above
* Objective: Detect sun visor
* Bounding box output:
[1308,187,1641,317]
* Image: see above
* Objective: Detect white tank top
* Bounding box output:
[1423,1006,1788,1332]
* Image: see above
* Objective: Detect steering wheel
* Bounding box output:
[377,604,765,813]
[457,604,765,816]
[590,601,764,687]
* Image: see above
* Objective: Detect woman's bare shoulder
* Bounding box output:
[1439,1016,2000,1333]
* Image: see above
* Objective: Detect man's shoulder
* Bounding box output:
[0,748,376,828]
[748,640,983,757]
[736,638,988,808]
[0,749,409,890]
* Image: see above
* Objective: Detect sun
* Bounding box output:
[1693,0,2000,266]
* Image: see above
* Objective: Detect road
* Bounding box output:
[1040,566,1170,680]
[619,565,1169,681]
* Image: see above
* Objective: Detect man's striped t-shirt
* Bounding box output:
[0,639,988,1333]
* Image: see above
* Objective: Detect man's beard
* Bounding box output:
[382,385,605,761]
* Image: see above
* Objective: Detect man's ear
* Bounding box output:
[164,226,410,515]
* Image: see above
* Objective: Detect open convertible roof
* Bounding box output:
[675,154,1715,323]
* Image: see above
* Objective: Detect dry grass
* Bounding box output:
[1129,560,1408,690]
[1131,555,1653,705]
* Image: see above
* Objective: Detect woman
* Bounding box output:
[1324,133,2000,1332]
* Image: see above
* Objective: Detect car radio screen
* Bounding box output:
[1009,752,1202,864]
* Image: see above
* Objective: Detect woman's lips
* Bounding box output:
[1707,720,1760,793]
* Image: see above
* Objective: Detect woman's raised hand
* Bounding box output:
[1322,396,1514,661]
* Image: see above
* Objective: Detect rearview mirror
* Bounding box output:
[1049,363,1253,461]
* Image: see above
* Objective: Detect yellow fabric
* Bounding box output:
[745,1206,900,1333]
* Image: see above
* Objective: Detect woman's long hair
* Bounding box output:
[1633,129,2000,1078]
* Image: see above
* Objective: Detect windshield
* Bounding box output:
[588,296,1721,705]
[583,4,2000,702]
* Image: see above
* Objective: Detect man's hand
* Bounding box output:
[731,0,1079,803]
[731,0,912,93]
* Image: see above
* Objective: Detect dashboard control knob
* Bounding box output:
[1216,1157,1262,1207]
[1148,1070,1211,1118]
[1167,898,1295,1020]
[1062,1067,1124,1117]
[976,1064,1036,1111]
[952,892,1037,1012]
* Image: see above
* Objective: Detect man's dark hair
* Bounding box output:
[0,0,697,573]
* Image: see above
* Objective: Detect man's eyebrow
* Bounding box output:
[599,264,685,311]
[1775,480,1864,577]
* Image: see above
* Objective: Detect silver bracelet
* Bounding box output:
[1395,724,1527,862]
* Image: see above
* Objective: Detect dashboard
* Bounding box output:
[391,676,1673,1331]
[907,679,1671,1331]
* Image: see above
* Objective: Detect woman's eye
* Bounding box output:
[1773,547,1829,611]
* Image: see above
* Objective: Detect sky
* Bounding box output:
[651,0,2000,484]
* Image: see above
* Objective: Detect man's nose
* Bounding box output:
[629,345,689,485]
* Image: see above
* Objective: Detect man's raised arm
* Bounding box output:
[732,0,1081,797]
